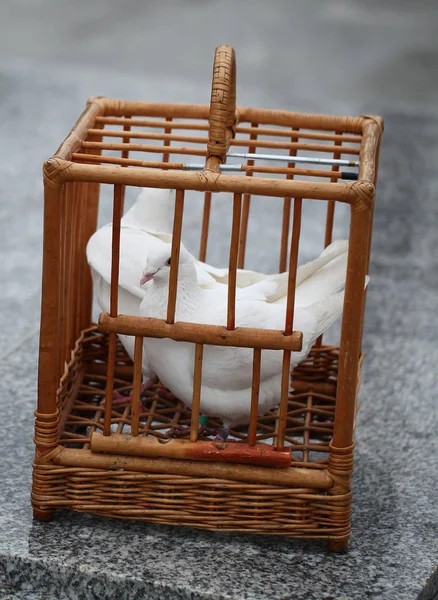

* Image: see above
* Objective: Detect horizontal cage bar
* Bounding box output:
[98,314,303,352]
[71,153,357,180]
[90,99,366,133]
[50,160,362,202]
[90,434,292,468]
[87,128,360,155]
[52,447,334,488]
[94,116,362,143]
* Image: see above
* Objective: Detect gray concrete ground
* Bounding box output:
[0,1,438,599]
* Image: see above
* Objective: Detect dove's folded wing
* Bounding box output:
[202,240,349,306]
[261,239,349,306]
[198,262,268,288]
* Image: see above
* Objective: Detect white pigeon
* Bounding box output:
[87,186,349,311]
[86,187,349,406]
[139,244,347,438]
[86,187,280,391]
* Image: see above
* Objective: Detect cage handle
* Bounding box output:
[204,44,237,171]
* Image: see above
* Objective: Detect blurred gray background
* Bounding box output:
[1,2,438,600]
[1,0,438,111]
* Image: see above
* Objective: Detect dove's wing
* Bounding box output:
[121,186,174,233]
[201,240,349,306]
[256,239,349,306]
[294,240,348,307]
[197,262,268,287]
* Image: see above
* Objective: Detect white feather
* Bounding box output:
[86,188,355,400]
[140,245,347,429]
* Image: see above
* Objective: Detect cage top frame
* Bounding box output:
[43,94,382,212]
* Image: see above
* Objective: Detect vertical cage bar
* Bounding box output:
[333,206,372,448]
[279,198,291,273]
[284,198,302,334]
[279,129,299,273]
[302,395,313,462]
[318,132,344,349]
[277,197,302,450]
[68,183,82,356]
[103,334,117,436]
[75,183,87,339]
[121,123,131,161]
[58,183,69,377]
[80,130,102,330]
[131,335,143,436]
[103,184,124,436]
[358,132,381,359]
[237,123,258,269]
[110,185,123,316]
[119,121,131,214]
[248,348,262,446]
[238,196,250,269]
[324,202,335,249]
[366,139,380,272]
[276,350,292,451]
[199,191,212,262]
[190,343,204,443]
[63,182,79,368]
[324,131,343,248]
[162,117,172,163]
[227,193,242,330]
[167,189,185,324]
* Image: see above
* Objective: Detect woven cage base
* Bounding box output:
[32,326,359,542]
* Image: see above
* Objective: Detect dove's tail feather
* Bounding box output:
[266,239,348,305]
[294,251,348,309]
[296,239,348,289]
[121,187,173,233]
[307,290,345,345]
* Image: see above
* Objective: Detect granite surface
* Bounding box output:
[1,1,438,599]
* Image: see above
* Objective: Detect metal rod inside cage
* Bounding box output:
[181,161,358,180]
[228,153,359,167]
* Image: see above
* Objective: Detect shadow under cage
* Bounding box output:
[33,45,382,551]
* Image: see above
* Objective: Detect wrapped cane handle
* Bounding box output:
[205,44,237,169]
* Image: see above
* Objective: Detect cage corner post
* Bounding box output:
[32,169,65,522]
[327,186,374,552]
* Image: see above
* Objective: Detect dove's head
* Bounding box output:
[140,244,195,286]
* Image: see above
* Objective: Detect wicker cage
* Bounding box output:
[33,45,383,551]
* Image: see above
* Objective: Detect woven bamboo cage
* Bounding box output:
[33,45,383,551]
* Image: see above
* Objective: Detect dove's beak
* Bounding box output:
[140,268,158,285]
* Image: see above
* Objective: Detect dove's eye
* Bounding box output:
[165,257,171,266]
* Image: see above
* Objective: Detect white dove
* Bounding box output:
[139,244,347,440]
[87,186,349,408]
[86,187,280,400]
[87,186,349,313]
